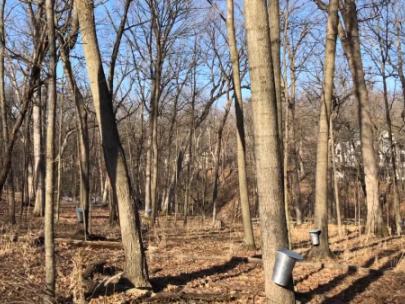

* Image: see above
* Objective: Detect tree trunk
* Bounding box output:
[381,60,402,236]
[60,45,90,235]
[268,0,282,142]
[144,133,152,215]
[33,89,45,216]
[0,0,16,225]
[226,0,255,248]
[244,0,294,302]
[339,0,383,236]
[76,0,150,287]
[330,114,342,236]
[394,19,405,120]
[310,0,339,259]
[56,101,63,223]
[44,0,57,300]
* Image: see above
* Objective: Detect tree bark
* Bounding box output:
[339,0,383,236]
[310,0,339,259]
[244,0,294,302]
[0,0,16,225]
[144,132,152,215]
[330,114,342,236]
[60,43,90,235]
[380,58,402,236]
[32,90,45,216]
[44,0,57,300]
[268,0,282,142]
[76,0,150,287]
[226,0,255,249]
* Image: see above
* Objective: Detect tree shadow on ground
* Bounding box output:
[297,265,358,302]
[295,264,325,284]
[332,236,401,255]
[296,251,402,303]
[151,256,248,292]
[322,253,402,303]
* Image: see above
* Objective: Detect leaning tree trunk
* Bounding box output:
[339,0,383,236]
[226,0,255,248]
[245,0,294,302]
[76,0,150,287]
[44,0,57,300]
[60,46,90,235]
[310,0,339,259]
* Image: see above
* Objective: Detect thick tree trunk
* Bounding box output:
[310,0,339,259]
[76,0,150,287]
[44,0,57,300]
[244,0,295,302]
[339,0,383,236]
[226,0,255,248]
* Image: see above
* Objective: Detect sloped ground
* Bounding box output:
[0,202,404,303]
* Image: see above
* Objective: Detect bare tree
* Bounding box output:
[338,0,384,236]
[310,0,339,259]
[226,0,255,249]
[75,0,150,287]
[0,0,16,224]
[44,0,57,300]
[245,0,294,302]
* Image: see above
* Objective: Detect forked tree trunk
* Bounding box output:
[76,0,150,287]
[244,0,294,302]
[44,0,57,300]
[310,0,339,259]
[226,0,255,248]
[339,0,383,236]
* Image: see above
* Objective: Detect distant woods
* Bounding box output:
[0,0,404,303]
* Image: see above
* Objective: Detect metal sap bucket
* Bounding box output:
[75,207,84,223]
[309,229,321,246]
[272,249,303,286]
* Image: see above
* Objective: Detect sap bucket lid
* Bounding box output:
[277,248,304,261]
[309,228,321,234]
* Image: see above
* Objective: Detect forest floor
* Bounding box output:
[0,201,404,304]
